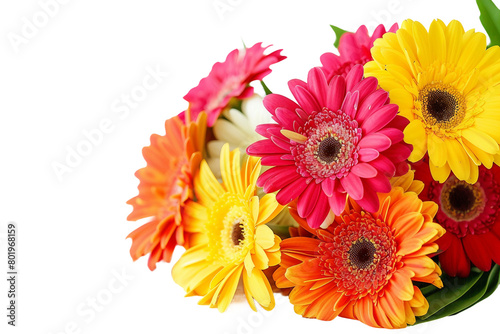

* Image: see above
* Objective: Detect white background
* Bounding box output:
[1,0,499,333]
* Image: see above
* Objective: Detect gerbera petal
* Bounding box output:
[326,76,347,111]
[341,173,364,200]
[361,104,399,134]
[439,236,471,277]
[462,234,492,272]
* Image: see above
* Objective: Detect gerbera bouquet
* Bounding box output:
[126,0,500,329]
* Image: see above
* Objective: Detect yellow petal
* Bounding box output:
[429,19,446,63]
[197,160,225,204]
[444,139,470,181]
[462,137,494,168]
[404,120,427,162]
[249,196,260,223]
[217,265,243,313]
[256,193,283,226]
[243,156,261,200]
[242,271,257,311]
[427,133,447,167]
[461,127,499,154]
[244,252,255,275]
[251,244,269,270]
[255,225,276,249]
[267,251,281,267]
[246,269,273,309]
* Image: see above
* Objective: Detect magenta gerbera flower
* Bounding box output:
[247,65,411,228]
[180,42,286,126]
[320,24,398,81]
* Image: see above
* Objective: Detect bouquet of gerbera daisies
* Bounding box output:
[125,0,500,329]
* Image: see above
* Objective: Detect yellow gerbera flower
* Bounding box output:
[172,144,284,312]
[365,19,500,183]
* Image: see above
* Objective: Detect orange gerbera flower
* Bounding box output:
[126,112,207,270]
[274,171,445,329]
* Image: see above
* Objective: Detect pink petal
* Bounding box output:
[247,139,288,156]
[305,194,330,229]
[351,77,378,104]
[276,177,309,204]
[341,91,359,119]
[359,133,392,152]
[263,94,299,116]
[328,191,347,215]
[298,182,322,218]
[363,172,391,193]
[355,187,380,213]
[356,89,389,122]
[351,163,378,178]
[275,107,301,130]
[255,123,280,137]
[340,173,364,200]
[359,148,380,162]
[258,166,299,190]
[361,104,399,134]
[307,68,328,107]
[293,86,321,114]
[261,155,295,166]
[369,155,396,177]
[371,24,387,40]
[270,135,292,151]
[288,78,308,92]
[321,178,336,197]
[345,64,364,92]
[383,143,412,164]
[389,23,399,33]
[377,128,404,145]
[326,76,346,111]
[320,52,342,81]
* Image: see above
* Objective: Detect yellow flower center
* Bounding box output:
[419,83,466,131]
[206,192,254,265]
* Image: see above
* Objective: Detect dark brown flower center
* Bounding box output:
[448,184,476,213]
[349,238,376,269]
[426,90,457,122]
[317,136,342,164]
[420,84,465,129]
[440,179,485,222]
[231,220,244,246]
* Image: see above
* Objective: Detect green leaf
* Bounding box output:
[417,267,483,322]
[260,80,273,96]
[415,264,500,325]
[330,25,349,49]
[422,269,490,322]
[267,224,290,239]
[479,263,500,301]
[455,263,500,315]
[477,0,500,47]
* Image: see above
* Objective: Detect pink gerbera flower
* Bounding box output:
[181,43,286,126]
[247,65,411,229]
[320,24,398,81]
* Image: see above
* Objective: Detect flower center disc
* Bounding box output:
[206,193,254,265]
[419,84,465,130]
[317,211,397,296]
[294,108,362,180]
[317,136,342,164]
[349,238,376,269]
[440,179,485,222]
[231,220,245,246]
